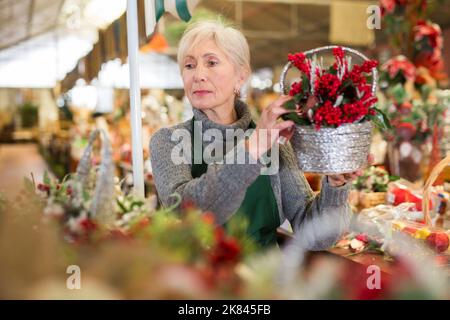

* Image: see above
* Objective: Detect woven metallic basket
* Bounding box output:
[290,122,373,174]
[280,45,377,174]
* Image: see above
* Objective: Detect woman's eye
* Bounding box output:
[184,63,195,69]
[207,60,218,67]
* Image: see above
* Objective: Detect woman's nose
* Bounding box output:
[193,65,207,82]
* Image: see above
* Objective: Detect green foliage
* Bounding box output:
[281,100,309,125]
[164,9,231,46]
[422,99,446,130]
[43,171,51,185]
[116,194,145,215]
[281,111,309,125]
[23,177,36,193]
[38,146,68,180]
[367,107,392,131]
[224,213,257,256]
[140,209,216,263]
[388,83,409,104]
[301,74,310,94]
[19,102,39,128]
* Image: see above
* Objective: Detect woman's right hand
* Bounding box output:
[245,95,296,160]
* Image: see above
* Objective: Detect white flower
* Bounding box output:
[388,104,397,113]
[307,109,314,121]
[67,210,88,235]
[333,95,344,107]
[36,190,48,199]
[71,197,83,208]
[43,203,65,218]
[350,238,365,251]
[365,175,375,190]
[346,56,352,72]
[356,88,363,99]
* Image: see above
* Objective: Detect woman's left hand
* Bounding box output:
[326,154,374,187]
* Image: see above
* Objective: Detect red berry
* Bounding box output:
[426,232,449,253]
[180,199,196,211]
[201,211,216,225]
[80,218,97,232]
[37,183,50,192]
[138,217,150,228]
[355,234,369,243]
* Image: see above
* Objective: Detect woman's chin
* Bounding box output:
[191,100,215,110]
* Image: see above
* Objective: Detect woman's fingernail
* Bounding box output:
[278,136,287,145]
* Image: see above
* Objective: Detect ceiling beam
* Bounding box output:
[227,0,378,6]
[27,0,35,38]
[0,24,55,51]
[233,1,300,39]
[228,0,331,6]
[0,0,66,51]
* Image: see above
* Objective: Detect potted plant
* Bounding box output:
[280,46,390,174]
[353,166,399,209]
[19,102,39,128]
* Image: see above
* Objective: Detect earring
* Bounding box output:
[234,87,241,98]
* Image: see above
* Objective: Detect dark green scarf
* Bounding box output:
[190,118,280,248]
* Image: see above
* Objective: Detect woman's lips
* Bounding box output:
[193,90,212,96]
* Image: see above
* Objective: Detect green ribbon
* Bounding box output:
[176,0,192,22]
[156,0,165,21]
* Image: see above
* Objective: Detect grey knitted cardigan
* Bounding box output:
[150,100,351,251]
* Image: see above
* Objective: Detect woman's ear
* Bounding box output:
[236,67,250,88]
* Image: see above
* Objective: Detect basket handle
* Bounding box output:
[75,129,116,223]
[422,154,450,226]
[279,45,378,97]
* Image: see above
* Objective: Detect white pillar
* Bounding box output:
[126,0,145,198]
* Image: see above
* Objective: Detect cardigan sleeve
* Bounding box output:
[278,144,352,251]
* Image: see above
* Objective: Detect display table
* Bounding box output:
[277,228,450,277]
[326,247,394,274]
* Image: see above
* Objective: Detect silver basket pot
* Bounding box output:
[279,45,377,174]
[290,121,373,174]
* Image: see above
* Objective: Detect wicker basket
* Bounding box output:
[394,155,450,253]
[280,45,377,174]
[423,155,450,225]
[359,192,386,209]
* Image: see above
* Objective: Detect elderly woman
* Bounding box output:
[150,20,362,250]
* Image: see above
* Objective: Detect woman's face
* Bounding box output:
[182,38,245,112]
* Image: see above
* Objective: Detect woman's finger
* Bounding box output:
[305,95,318,109]
[328,174,346,185]
[279,125,295,143]
[269,106,295,118]
[274,120,295,132]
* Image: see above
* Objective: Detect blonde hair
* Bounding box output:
[177,20,251,75]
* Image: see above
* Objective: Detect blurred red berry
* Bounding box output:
[37,183,50,193]
[426,232,449,253]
